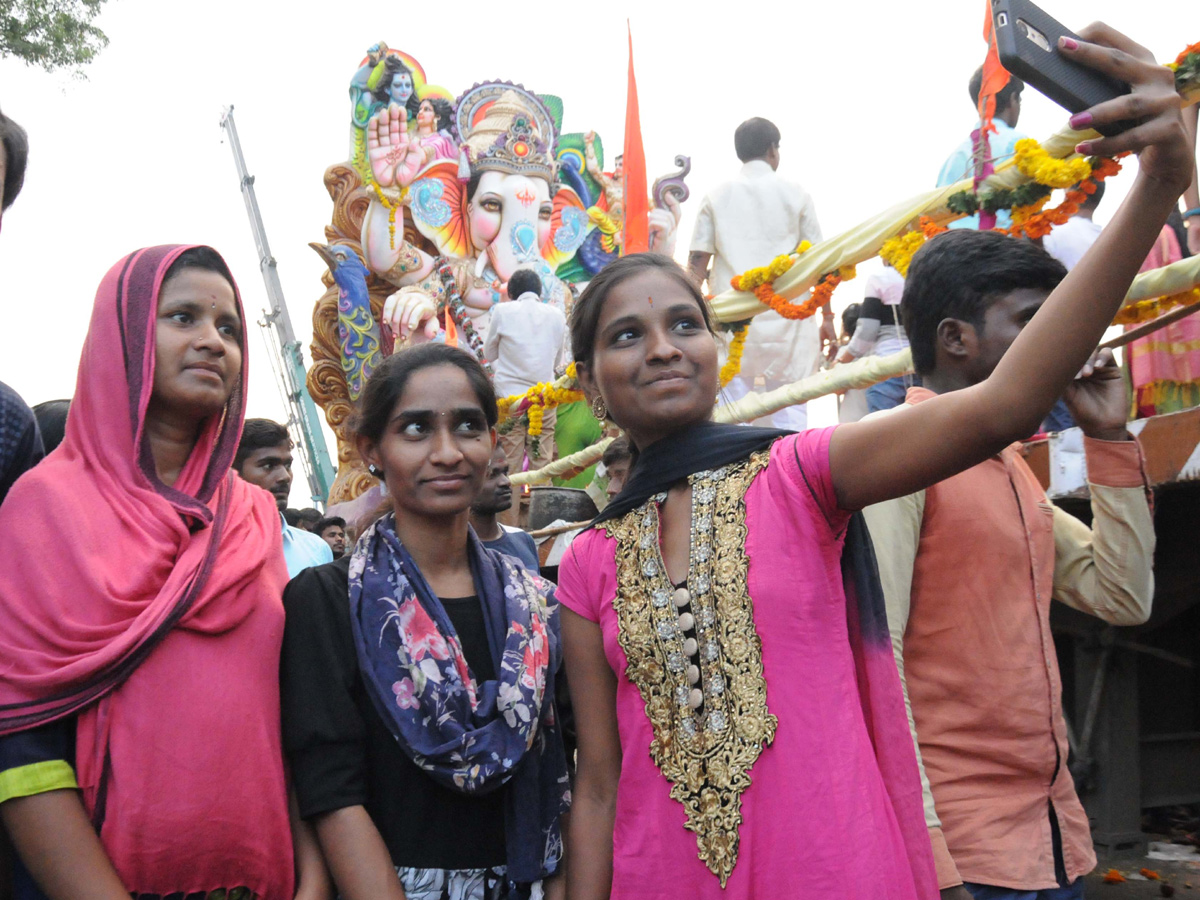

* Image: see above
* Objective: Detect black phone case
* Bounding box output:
[991,0,1131,135]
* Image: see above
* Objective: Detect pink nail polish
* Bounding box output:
[1059,36,1079,50]
[1075,141,1094,155]
[1069,112,1093,129]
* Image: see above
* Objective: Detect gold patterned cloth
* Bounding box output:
[602,453,775,886]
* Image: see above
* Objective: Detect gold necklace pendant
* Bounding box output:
[604,452,776,886]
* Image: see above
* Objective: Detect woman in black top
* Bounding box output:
[281,343,569,900]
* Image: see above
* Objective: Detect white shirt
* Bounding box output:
[690,160,824,382]
[1042,215,1102,272]
[482,292,567,398]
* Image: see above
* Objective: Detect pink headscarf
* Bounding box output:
[0,246,294,897]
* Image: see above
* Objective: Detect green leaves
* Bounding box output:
[0,0,109,75]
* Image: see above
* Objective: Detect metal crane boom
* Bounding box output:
[219,106,334,505]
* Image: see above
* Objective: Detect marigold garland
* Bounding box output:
[1171,42,1199,91]
[497,362,585,436]
[1010,195,1050,226]
[730,240,840,321]
[1004,155,1124,240]
[719,325,749,387]
[1112,287,1200,325]
[1013,139,1093,189]
[730,254,795,292]
[1173,41,1200,64]
[880,231,925,276]
[1169,41,1199,72]
[880,217,948,276]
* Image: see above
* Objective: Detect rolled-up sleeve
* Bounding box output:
[1052,436,1155,626]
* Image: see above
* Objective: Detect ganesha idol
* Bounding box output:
[308,45,688,507]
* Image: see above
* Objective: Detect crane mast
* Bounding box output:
[219,106,335,505]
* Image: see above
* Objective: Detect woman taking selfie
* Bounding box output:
[560,27,1191,900]
[280,343,570,900]
[0,246,323,899]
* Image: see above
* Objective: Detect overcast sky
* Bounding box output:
[0,0,1189,505]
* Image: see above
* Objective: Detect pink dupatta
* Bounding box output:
[0,246,294,898]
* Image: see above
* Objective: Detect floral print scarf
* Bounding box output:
[348,514,570,885]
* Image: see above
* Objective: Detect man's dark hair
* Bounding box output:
[31,399,70,455]
[901,230,1066,375]
[601,436,632,469]
[1,107,29,212]
[283,508,303,527]
[507,268,543,301]
[841,302,862,338]
[734,118,780,163]
[371,55,421,120]
[421,96,454,133]
[297,508,322,530]
[968,67,1024,113]
[314,515,346,536]
[1081,180,1105,211]
[234,418,291,471]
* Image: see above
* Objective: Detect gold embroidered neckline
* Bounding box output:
[604,451,776,886]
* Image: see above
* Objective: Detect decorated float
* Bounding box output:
[307,43,688,511]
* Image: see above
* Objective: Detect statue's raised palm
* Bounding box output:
[368,105,425,189]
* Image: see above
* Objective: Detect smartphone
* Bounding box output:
[991,0,1132,136]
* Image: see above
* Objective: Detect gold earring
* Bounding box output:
[590,396,608,420]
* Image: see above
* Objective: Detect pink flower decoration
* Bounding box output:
[392,678,419,710]
[398,598,452,661]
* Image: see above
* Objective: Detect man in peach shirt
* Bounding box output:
[863,232,1155,900]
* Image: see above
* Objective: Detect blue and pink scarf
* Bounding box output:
[348,514,570,885]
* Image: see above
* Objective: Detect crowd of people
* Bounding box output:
[0,22,1198,900]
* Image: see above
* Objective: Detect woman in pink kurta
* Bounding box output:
[559,427,929,898]
[558,84,1193,896]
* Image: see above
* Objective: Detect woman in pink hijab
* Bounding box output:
[0,246,326,900]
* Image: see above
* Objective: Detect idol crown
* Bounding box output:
[473,115,557,180]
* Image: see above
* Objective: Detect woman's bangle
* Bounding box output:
[1184,207,1200,221]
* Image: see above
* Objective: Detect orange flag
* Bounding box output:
[978,2,1012,136]
[622,22,649,254]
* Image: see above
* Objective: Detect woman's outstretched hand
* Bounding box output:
[1061,24,1192,193]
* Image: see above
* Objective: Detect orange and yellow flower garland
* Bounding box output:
[880,217,948,276]
[498,363,586,437]
[1003,155,1124,240]
[1112,287,1200,326]
[730,241,855,320]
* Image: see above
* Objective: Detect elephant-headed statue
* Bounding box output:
[361,83,591,359]
[308,47,685,509]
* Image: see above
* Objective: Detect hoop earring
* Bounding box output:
[590,396,608,420]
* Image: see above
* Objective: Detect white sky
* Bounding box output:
[0,0,1190,505]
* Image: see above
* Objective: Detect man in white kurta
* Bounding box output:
[688,117,825,428]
